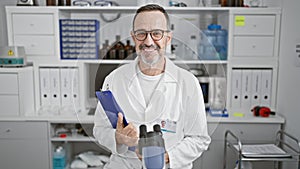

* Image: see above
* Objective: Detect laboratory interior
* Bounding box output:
[0,0,299,169]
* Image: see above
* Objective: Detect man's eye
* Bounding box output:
[137,32,146,36]
[152,31,162,36]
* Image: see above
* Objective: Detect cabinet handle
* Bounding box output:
[6,129,11,132]
[253,24,257,28]
[30,23,34,27]
[252,45,256,49]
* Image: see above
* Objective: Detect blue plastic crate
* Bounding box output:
[59,19,100,60]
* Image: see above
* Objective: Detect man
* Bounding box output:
[93,4,211,169]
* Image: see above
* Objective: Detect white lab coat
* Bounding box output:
[93,57,211,169]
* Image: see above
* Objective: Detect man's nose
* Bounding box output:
[143,33,155,46]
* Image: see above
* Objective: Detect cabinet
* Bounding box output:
[0,67,35,116]
[6,8,59,60]
[49,117,110,169]
[0,121,50,169]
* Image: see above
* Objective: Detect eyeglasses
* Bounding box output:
[133,29,170,41]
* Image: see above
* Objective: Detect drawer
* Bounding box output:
[234,15,276,35]
[0,95,19,116]
[233,37,274,56]
[0,74,18,94]
[0,121,48,139]
[208,123,280,141]
[14,35,55,56]
[12,14,54,35]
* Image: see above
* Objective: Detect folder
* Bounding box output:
[231,69,242,109]
[50,68,61,109]
[60,68,71,106]
[250,69,262,108]
[70,68,80,113]
[241,69,252,110]
[260,69,272,107]
[39,68,51,107]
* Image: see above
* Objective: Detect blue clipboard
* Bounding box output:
[95,90,128,128]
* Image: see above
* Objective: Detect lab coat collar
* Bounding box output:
[126,56,178,111]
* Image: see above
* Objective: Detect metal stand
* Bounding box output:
[223,130,300,169]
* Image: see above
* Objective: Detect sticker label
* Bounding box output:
[235,16,245,26]
[8,50,14,56]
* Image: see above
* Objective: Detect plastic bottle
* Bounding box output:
[199,24,227,60]
[216,26,228,60]
[53,146,66,169]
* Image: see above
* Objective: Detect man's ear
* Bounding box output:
[130,31,135,41]
[166,31,173,45]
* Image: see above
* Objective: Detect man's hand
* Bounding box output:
[115,113,138,147]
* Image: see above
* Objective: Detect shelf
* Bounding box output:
[71,59,227,65]
[51,135,96,142]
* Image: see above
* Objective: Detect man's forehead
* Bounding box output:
[134,11,167,29]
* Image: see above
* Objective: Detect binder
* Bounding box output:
[231,69,242,109]
[260,69,272,107]
[39,68,51,107]
[60,68,71,106]
[50,68,61,108]
[70,68,80,112]
[250,69,262,108]
[241,69,252,110]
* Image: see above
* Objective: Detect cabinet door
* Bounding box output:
[0,121,50,169]
[12,14,54,35]
[233,37,274,57]
[233,15,276,35]
[0,74,18,94]
[0,95,19,116]
[14,35,55,56]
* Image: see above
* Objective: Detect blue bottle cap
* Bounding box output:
[208,24,221,30]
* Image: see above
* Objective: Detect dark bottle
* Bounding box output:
[124,40,134,59]
[110,35,125,59]
[99,40,110,59]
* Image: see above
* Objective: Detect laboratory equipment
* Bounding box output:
[139,124,165,169]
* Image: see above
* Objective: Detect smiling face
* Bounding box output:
[131,11,172,67]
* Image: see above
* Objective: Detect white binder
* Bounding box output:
[260,69,272,107]
[241,69,252,110]
[231,69,242,109]
[60,68,71,106]
[39,68,51,107]
[70,68,80,113]
[250,69,262,108]
[50,68,61,108]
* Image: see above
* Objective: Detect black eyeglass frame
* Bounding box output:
[133,29,170,41]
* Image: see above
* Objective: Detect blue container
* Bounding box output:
[198,24,227,60]
[53,146,66,169]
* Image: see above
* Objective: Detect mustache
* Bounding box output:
[139,44,160,50]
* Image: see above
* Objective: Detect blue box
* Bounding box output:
[59,19,99,60]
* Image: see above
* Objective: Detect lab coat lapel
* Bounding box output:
[144,58,178,122]
[126,59,147,110]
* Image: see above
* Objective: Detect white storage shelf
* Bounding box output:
[4,6,282,169]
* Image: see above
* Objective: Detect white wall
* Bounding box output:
[277,0,300,167]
